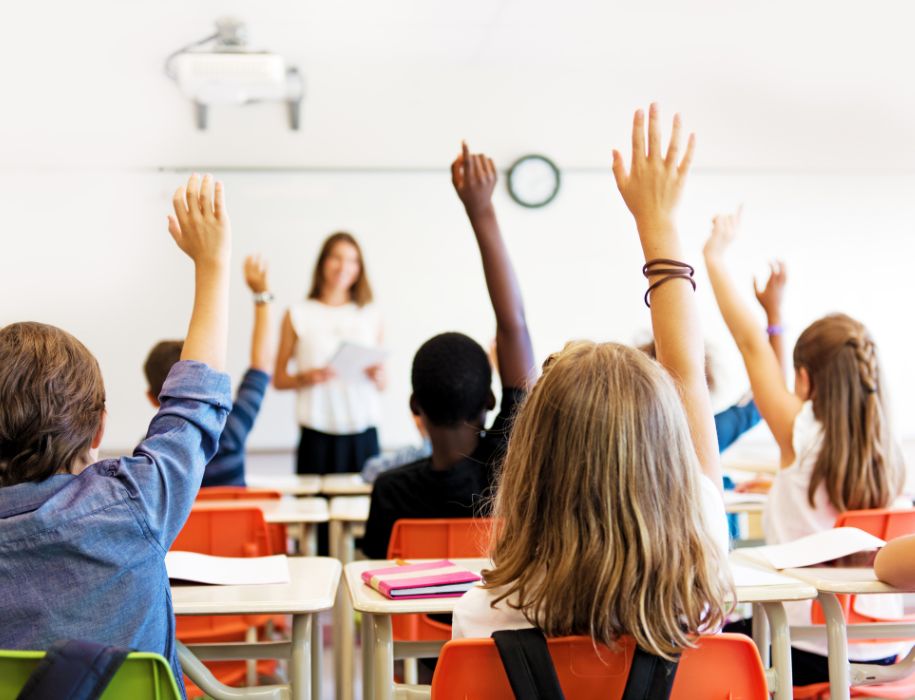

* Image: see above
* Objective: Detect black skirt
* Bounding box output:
[296,425,380,475]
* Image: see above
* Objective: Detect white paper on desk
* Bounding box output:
[722,491,768,505]
[735,527,885,570]
[328,342,387,382]
[166,552,290,585]
[729,562,802,587]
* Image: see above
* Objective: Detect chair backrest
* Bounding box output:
[386,518,493,559]
[172,507,271,557]
[0,650,181,700]
[196,487,282,501]
[834,508,915,541]
[430,634,767,700]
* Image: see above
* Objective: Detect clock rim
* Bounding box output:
[507,154,561,209]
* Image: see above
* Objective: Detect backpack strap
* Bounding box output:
[491,628,565,700]
[621,646,680,700]
[16,639,130,700]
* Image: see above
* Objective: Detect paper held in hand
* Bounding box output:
[328,342,388,382]
[734,527,886,570]
[166,551,291,585]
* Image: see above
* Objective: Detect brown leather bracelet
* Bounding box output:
[644,273,697,308]
[642,258,695,277]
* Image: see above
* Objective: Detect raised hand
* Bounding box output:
[244,254,270,294]
[451,141,497,216]
[754,261,787,318]
[168,174,231,266]
[612,103,695,238]
[703,207,743,261]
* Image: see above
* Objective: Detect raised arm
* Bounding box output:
[703,212,802,461]
[244,254,273,373]
[754,261,788,372]
[168,173,230,371]
[451,142,534,389]
[611,104,720,490]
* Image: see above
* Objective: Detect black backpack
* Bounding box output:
[492,628,679,700]
[16,639,130,700]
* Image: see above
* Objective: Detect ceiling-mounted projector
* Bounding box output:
[165,18,304,130]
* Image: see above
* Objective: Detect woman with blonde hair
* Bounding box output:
[453,105,732,661]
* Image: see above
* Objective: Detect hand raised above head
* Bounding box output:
[451,141,497,216]
[754,260,787,316]
[703,206,743,260]
[244,254,270,294]
[168,173,231,266]
[612,103,695,238]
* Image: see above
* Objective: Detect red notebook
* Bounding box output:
[361,560,482,599]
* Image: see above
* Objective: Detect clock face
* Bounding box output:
[507,155,561,208]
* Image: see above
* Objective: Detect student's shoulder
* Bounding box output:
[374,457,431,491]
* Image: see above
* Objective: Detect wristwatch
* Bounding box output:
[253,291,275,305]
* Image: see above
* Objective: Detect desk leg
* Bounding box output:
[751,603,770,668]
[820,592,851,700]
[335,575,354,700]
[362,612,375,700]
[371,614,394,700]
[762,602,793,700]
[292,613,313,700]
[305,524,318,557]
[312,611,323,700]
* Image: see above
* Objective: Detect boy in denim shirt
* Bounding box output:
[144,254,274,488]
[0,173,232,697]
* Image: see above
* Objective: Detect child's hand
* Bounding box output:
[754,261,787,318]
[168,174,231,266]
[451,141,497,216]
[612,103,694,236]
[703,207,742,261]
[244,254,270,294]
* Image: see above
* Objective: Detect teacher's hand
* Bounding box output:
[365,363,386,390]
[297,367,336,387]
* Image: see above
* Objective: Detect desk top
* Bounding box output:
[329,495,371,522]
[781,566,902,595]
[192,497,329,524]
[345,557,817,614]
[321,473,373,496]
[246,474,322,496]
[173,557,341,615]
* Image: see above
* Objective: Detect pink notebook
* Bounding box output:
[362,560,482,599]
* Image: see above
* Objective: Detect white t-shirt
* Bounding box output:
[288,299,382,435]
[453,475,728,639]
[764,401,907,660]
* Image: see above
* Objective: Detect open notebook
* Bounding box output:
[165,551,291,585]
[362,560,481,599]
[734,527,885,570]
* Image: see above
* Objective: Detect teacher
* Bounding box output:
[274,232,384,475]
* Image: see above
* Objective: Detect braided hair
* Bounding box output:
[793,314,902,511]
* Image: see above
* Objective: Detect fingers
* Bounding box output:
[468,148,480,182]
[611,150,628,190]
[185,174,202,222]
[665,113,681,168]
[172,184,190,232]
[451,156,463,190]
[199,174,214,217]
[462,140,474,183]
[647,103,661,160]
[485,156,497,182]
[167,215,182,245]
[678,133,696,177]
[631,108,645,170]
[214,181,226,220]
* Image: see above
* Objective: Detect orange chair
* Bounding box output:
[194,487,288,554]
[797,508,915,699]
[172,507,279,697]
[430,633,768,699]
[386,518,493,642]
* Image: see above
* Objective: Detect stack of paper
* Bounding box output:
[734,527,885,570]
[328,342,388,382]
[362,560,481,599]
[166,551,291,585]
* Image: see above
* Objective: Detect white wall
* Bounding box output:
[3,0,915,455]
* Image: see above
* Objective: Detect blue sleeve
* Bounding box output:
[116,361,232,550]
[714,400,761,453]
[202,369,268,487]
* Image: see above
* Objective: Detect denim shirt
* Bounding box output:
[0,361,231,698]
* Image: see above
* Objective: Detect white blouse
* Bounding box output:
[453,475,729,639]
[288,299,382,435]
[764,401,907,660]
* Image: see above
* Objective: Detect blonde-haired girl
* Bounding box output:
[453,104,732,660]
[703,209,906,683]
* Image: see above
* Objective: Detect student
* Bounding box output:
[453,106,731,657]
[703,207,906,684]
[361,141,535,560]
[0,174,232,698]
[360,415,431,484]
[144,254,274,487]
[274,232,384,476]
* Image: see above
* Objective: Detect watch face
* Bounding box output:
[507,155,561,208]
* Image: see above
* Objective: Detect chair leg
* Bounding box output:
[403,658,418,685]
[247,626,258,687]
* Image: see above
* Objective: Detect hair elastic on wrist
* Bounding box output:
[644,274,697,308]
[642,258,695,278]
[766,324,783,337]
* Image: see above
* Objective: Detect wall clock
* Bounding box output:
[507,154,561,208]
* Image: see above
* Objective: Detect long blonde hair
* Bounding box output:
[793,313,903,511]
[484,341,731,659]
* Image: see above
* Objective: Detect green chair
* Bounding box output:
[0,650,182,700]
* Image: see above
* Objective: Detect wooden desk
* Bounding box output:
[173,557,341,700]
[321,473,373,496]
[247,474,323,497]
